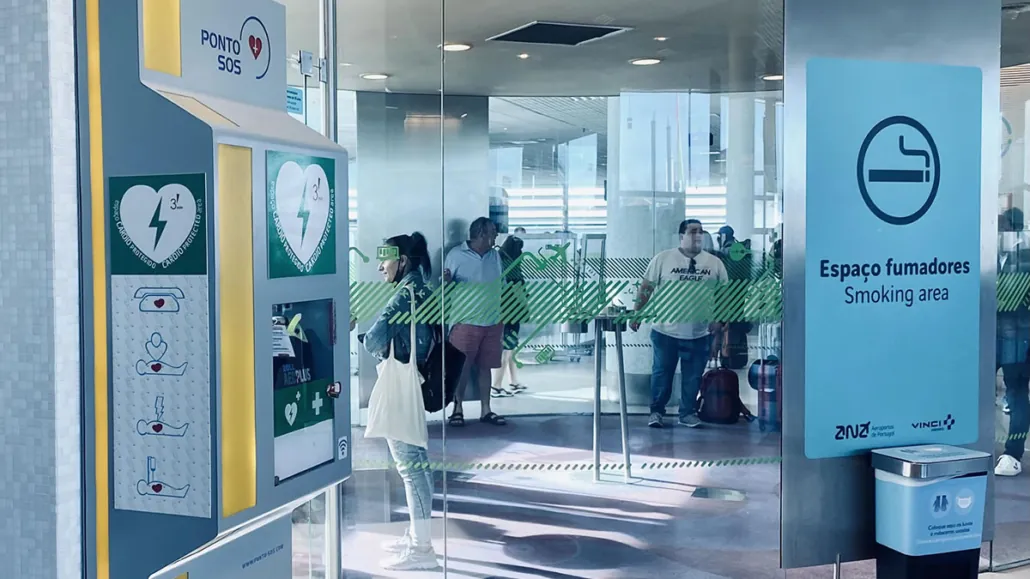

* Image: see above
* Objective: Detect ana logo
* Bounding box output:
[912,414,955,432]
[114,184,202,269]
[835,422,870,441]
[271,160,334,273]
[200,15,270,80]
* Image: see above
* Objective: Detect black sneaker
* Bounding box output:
[648,412,664,428]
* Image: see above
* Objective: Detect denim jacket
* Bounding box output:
[364,270,435,364]
[998,245,1030,367]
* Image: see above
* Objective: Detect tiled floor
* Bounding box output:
[298,351,1030,578]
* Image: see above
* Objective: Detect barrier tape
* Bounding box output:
[351,433,1024,473]
[351,455,783,473]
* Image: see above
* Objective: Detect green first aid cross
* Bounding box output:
[274,380,335,437]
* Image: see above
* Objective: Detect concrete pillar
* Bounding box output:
[780,0,999,568]
[0,0,82,577]
[725,35,756,244]
[604,94,686,406]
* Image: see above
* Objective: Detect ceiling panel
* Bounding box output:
[281,0,1030,96]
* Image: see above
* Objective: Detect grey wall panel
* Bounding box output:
[0,0,82,577]
[781,0,1000,568]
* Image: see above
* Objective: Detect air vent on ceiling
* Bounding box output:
[486,21,631,47]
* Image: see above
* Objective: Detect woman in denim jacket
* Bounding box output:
[363,232,438,570]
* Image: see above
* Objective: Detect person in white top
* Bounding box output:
[630,219,729,429]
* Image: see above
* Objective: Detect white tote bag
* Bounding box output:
[365,286,429,448]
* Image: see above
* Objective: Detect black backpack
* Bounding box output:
[418,327,465,413]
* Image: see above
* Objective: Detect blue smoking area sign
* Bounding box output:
[804,58,982,459]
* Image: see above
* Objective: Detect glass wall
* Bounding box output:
[992,48,1030,568]
[278,0,1030,576]
[306,0,790,575]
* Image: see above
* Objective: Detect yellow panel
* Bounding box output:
[218,144,257,518]
[142,0,182,77]
[175,574,189,579]
[87,0,109,575]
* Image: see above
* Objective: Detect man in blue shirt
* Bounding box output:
[443,217,507,427]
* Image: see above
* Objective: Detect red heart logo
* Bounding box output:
[152,423,163,433]
[249,35,263,59]
[154,298,165,309]
[151,363,163,373]
[151,483,163,493]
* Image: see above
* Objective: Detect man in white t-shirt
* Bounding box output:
[630,218,729,429]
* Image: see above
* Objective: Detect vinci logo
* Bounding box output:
[912,414,956,432]
[200,16,271,80]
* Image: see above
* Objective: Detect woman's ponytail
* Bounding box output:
[384,232,433,279]
[409,232,432,276]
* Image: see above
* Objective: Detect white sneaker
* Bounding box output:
[678,414,702,428]
[996,454,1023,477]
[648,413,664,428]
[381,545,439,571]
[381,530,411,554]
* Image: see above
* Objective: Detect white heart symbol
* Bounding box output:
[274,162,331,269]
[145,333,168,361]
[285,402,298,426]
[119,184,198,265]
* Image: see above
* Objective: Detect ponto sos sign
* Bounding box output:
[200,29,243,75]
[199,17,270,79]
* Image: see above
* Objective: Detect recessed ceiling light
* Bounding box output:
[442,43,473,52]
[762,74,784,81]
[339,62,352,67]
[654,36,668,42]
[360,73,389,80]
[517,53,530,60]
[630,58,662,66]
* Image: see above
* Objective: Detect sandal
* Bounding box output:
[509,383,527,393]
[490,387,513,398]
[448,412,465,427]
[480,412,507,426]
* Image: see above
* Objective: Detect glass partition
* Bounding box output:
[991,54,1030,569]
[435,3,785,577]
[284,0,1030,576]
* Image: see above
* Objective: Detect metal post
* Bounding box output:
[319,2,342,578]
[593,320,603,482]
[324,483,342,579]
[320,0,338,141]
[832,553,842,579]
[614,323,631,481]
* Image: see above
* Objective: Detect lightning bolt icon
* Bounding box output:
[149,201,167,249]
[154,396,164,422]
[297,190,311,244]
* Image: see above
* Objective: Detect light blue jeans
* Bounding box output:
[387,439,434,547]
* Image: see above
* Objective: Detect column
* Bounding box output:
[0,0,82,577]
[780,0,999,569]
[604,94,686,405]
[725,34,756,243]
